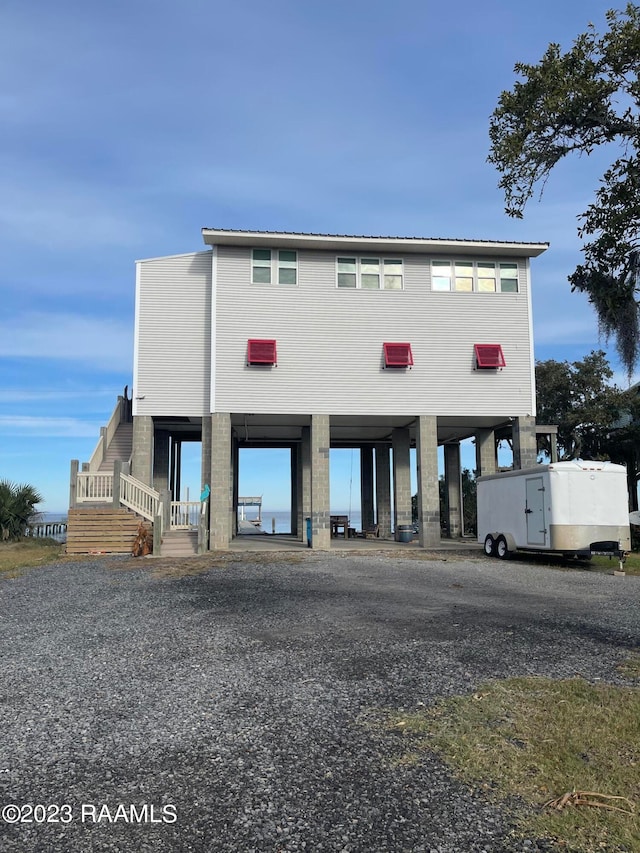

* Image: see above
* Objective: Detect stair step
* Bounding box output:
[161,531,198,556]
[67,507,151,554]
[98,423,134,472]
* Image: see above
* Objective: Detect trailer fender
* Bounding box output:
[495,533,517,560]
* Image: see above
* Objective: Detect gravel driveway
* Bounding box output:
[0,550,637,852]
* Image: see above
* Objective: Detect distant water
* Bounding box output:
[28,512,68,543]
[239,510,363,534]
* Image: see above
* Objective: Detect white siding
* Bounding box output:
[134,252,211,416]
[213,247,535,416]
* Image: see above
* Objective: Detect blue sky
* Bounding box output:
[0,0,631,514]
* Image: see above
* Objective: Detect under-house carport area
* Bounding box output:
[134,411,539,551]
[204,411,539,550]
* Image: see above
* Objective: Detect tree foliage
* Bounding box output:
[0,480,43,541]
[489,4,640,372]
[536,349,640,510]
[535,350,625,459]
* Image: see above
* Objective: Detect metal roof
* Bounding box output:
[201,227,549,258]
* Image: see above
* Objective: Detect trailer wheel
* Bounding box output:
[496,535,510,560]
[483,535,496,557]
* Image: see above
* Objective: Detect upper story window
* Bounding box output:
[431,260,519,293]
[252,249,297,285]
[337,257,403,290]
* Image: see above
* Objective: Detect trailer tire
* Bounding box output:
[483,534,496,557]
[496,535,510,560]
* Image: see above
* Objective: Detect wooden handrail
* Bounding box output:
[76,471,113,502]
[119,473,160,522]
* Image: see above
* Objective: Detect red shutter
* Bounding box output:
[247,339,277,365]
[384,342,413,367]
[474,344,505,368]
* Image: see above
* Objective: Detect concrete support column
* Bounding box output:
[444,442,462,538]
[131,415,153,485]
[360,446,374,532]
[310,415,330,550]
[290,445,299,537]
[392,427,412,539]
[209,413,232,550]
[550,432,558,464]
[153,430,170,493]
[375,444,392,539]
[416,415,440,547]
[301,426,311,543]
[513,415,537,470]
[475,428,497,477]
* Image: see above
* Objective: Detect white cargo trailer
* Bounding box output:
[477,460,630,562]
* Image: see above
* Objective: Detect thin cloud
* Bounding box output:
[0,313,132,372]
[0,388,117,402]
[0,416,101,438]
[0,174,150,251]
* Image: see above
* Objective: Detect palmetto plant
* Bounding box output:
[0,480,43,541]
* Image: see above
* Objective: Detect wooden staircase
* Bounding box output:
[160,530,199,557]
[99,423,133,472]
[67,508,151,555]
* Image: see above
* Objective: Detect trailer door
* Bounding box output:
[525,477,547,546]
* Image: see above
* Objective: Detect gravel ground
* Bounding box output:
[0,550,637,853]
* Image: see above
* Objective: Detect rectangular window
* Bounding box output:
[499,263,518,292]
[337,257,357,288]
[337,257,404,289]
[361,258,380,289]
[252,249,272,284]
[477,262,496,292]
[454,262,473,292]
[431,259,519,292]
[384,259,403,290]
[432,260,451,291]
[252,249,297,285]
[278,250,297,285]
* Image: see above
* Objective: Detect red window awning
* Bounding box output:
[384,342,413,368]
[247,339,277,365]
[474,343,505,368]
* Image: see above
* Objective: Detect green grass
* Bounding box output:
[383,674,640,851]
[0,538,66,576]
[595,551,640,576]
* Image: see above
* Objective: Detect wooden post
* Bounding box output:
[112,460,123,508]
[160,489,171,531]
[153,514,162,556]
[69,460,79,509]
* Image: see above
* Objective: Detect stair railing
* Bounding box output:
[76,471,114,502]
[87,396,124,471]
[119,473,161,521]
[170,501,201,530]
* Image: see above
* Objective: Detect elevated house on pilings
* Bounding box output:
[69,229,548,555]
